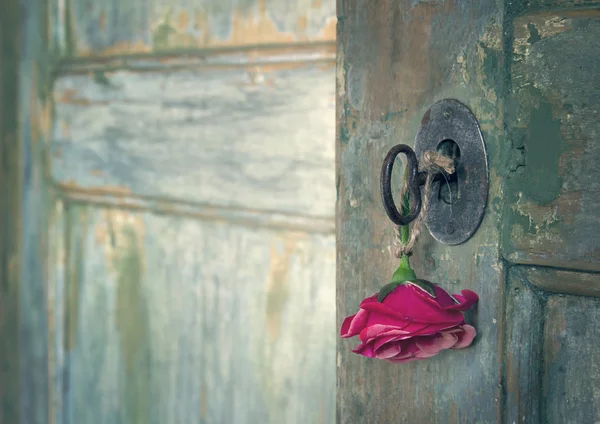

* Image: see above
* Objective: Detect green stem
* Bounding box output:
[391,255,417,283]
[390,165,416,283]
[399,164,410,245]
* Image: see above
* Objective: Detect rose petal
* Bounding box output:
[414,349,441,359]
[374,342,402,359]
[359,324,406,344]
[367,329,413,350]
[341,284,479,363]
[451,325,477,349]
[360,294,465,325]
[432,284,462,308]
[416,331,459,355]
[340,309,369,338]
[352,342,375,358]
[444,290,479,311]
[386,345,420,363]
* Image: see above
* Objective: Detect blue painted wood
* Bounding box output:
[58,0,336,56]
[1,0,53,423]
[52,63,336,218]
[53,203,335,424]
[47,2,337,423]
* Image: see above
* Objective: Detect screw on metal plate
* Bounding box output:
[380,99,488,245]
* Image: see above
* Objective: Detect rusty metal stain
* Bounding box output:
[26,69,53,151]
[59,120,70,138]
[264,232,305,340]
[89,169,105,177]
[94,209,146,275]
[55,88,92,106]
[200,383,207,418]
[64,204,90,352]
[57,181,133,197]
[101,208,152,423]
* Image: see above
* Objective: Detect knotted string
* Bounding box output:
[392,151,455,258]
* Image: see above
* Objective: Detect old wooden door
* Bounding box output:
[2,1,336,424]
[337,1,600,423]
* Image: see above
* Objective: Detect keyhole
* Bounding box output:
[437,139,460,205]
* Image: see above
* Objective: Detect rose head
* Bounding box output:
[340,281,478,363]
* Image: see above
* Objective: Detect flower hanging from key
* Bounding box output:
[340,146,479,363]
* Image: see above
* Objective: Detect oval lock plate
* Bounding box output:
[414,99,488,245]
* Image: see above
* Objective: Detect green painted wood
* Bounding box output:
[504,268,545,423]
[522,266,600,297]
[504,268,600,424]
[503,9,600,273]
[0,1,22,422]
[544,295,600,422]
[337,0,600,423]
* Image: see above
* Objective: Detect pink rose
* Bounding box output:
[340,281,478,363]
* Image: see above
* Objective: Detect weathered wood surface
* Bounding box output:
[1,0,54,424]
[48,1,337,423]
[57,0,336,57]
[0,1,23,422]
[337,1,505,423]
[544,295,600,423]
[504,269,545,424]
[52,64,335,219]
[505,268,600,423]
[337,0,600,423]
[50,202,335,424]
[503,10,600,272]
[522,266,600,297]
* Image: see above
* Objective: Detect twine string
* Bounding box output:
[392,151,455,258]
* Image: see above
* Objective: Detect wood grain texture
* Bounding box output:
[52,203,335,424]
[503,10,600,272]
[544,295,600,423]
[504,267,600,423]
[0,1,23,422]
[52,63,336,219]
[1,0,53,423]
[522,266,600,297]
[504,268,545,424]
[59,0,336,57]
[336,1,506,422]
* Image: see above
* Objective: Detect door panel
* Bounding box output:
[337,1,600,423]
[506,267,600,423]
[544,295,600,422]
[504,270,545,424]
[521,266,600,297]
[52,64,335,218]
[337,3,505,423]
[47,0,336,423]
[504,10,600,272]
[51,202,334,424]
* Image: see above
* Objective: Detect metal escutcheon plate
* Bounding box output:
[414,99,488,245]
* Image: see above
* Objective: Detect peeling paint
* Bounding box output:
[64,0,336,56]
